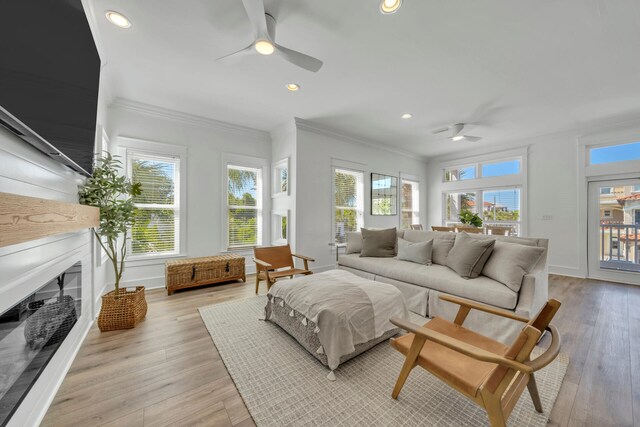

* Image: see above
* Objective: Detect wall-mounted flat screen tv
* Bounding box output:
[0,0,101,176]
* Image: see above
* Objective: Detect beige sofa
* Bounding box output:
[337,230,549,344]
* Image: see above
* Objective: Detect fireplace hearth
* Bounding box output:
[0,262,82,426]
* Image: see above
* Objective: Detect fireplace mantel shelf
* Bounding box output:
[0,192,99,248]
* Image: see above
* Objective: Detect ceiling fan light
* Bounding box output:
[380,0,402,14]
[255,40,275,55]
[452,135,465,141]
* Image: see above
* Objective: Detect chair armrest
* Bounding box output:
[292,253,315,262]
[526,324,561,371]
[439,294,530,323]
[390,317,533,374]
[252,257,273,270]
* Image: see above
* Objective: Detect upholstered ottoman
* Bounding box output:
[265,269,409,380]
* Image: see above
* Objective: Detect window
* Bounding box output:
[444,165,476,182]
[400,179,420,229]
[604,210,612,217]
[443,158,521,182]
[333,168,364,243]
[481,159,520,177]
[444,187,522,235]
[633,185,640,193]
[589,141,640,165]
[128,152,181,256]
[600,187,612,195]
[227,165,262,249]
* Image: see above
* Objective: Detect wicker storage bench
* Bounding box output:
[165,254,245,295]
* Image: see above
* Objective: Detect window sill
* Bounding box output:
[125,253,186,267]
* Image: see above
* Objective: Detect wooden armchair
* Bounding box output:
[390,295,562,427]
[252,244,314,294]
[410,224,424,230]
[431,226,455,232]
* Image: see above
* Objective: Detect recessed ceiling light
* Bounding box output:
[286,83,300,91]
[255,40,275,55]
[380,0,402,14]
[452,135,465,142]
[105,11,131,28]
[401,113,412,119]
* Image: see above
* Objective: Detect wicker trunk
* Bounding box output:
[165,254,245,295]
[98,286,147,332]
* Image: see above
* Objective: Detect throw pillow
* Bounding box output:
[403,230,456,265]
[397,238,433,265]
[345,232,363,254]
[446,232,496,279]
[360,227,397,257]
[482,241,545,292]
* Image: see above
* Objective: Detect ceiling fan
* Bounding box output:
[217,0,323,72]
[431,123,482,142]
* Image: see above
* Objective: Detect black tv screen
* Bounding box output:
[0,0,101,175]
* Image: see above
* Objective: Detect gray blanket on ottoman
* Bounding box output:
[265,270,409,377]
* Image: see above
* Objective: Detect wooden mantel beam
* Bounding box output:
[0,192,99,248]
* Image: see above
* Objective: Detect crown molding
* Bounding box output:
[111,98,271,142]
[294,118,427,161]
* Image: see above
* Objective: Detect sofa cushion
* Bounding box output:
[397,238,433,265]
[482,241,545,292]
[446,232,496,279]
[338,254,517,309]
[360,227,396,257]
[345,232,362,254]
[402,230,455,265]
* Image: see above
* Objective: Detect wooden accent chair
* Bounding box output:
[389,295,562,427]
[431,226,455,232]
[410,224,424,230]
[252,244,315,294]
[455,225,484,234]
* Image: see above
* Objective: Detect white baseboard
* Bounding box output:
[548,265,585,278]
[120,275,165,290]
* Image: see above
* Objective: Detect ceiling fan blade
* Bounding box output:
[274,43,323,72]
[241,0,269,39]
[216,43,254,63]
[463,135,482,142]
[431,126,450,135]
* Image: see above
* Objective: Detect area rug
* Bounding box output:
[199,296,568,427]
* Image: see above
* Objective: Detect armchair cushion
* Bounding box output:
[446,232,496,279]
[391,317,508,396]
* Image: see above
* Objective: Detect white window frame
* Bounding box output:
[400,174,420,229]
[118,137,187,262]
[439,148,527,235]
[222,153,269,252]
[332,166,364,244]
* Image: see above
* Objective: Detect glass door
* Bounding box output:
[588,179,640,285]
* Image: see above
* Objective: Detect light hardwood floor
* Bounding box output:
[41,274,639,427]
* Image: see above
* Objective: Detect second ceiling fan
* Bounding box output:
[217,0,324,72]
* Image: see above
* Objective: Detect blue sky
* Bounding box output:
[591,142,640,165]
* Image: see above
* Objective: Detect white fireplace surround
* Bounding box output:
[0,126,105,427]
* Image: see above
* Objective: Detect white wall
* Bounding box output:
[0,127,94,427]
[107,100,271,289]
[294,120,429,271]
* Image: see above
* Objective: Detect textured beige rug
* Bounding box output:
[199,296,568,427]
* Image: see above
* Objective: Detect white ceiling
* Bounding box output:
[91,0,640,157]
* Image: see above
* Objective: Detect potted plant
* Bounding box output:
[459,211,483,228]
[79,154,146,332]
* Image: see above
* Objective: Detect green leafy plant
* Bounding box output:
[79,154,142,295]
[459,211,483,228]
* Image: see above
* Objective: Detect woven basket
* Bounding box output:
[98,286,147,332]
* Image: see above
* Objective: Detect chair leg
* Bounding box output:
[480,390,506,427]
[391,334,426,399]
[255,274,260,294]
[527,374,544,413]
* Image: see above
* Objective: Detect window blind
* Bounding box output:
[400,179,420,229]
[227,164,262,249]
[129,152,180,256]
[333,168,364,243]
